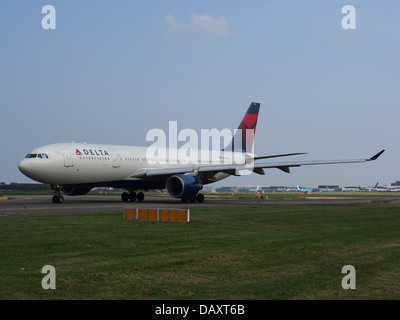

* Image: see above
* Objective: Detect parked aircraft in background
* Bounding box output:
[374,183,400,192]
[18,102,385,203]
[370,182,379,191]
[342,182,379,192]
[248,186,261,192]
[296,186,312,192]
[363,182,379,192]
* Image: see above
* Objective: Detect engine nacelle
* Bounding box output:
[166,174,202,198]
[61,186,92,196]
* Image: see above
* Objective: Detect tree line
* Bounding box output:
[0,182,50,191]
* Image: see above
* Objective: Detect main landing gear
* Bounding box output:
[120,191,205,203]
[51,185,64,203]
[121,191,144,202]
[181,193,204,203]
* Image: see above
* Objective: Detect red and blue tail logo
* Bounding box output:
[223,102,260,153]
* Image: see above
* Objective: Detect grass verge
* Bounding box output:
[0,203,399,299]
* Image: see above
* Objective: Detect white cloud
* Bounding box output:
[165,14,230,37]
[165,14,184,30]
[190,14,229,37]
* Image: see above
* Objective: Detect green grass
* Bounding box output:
[207,191,400,200]
[1,203,399,299]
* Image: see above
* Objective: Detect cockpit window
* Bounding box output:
[25,153,49,159]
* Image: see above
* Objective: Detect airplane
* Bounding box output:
[296,186,313,194]
[373,183,400,192]
[370,182,379,191]
[18,102,385,204]
[248,186,261,192]
[357,182,379,192]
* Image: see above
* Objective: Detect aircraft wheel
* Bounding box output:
[181,197,188,203]
[121,192,129,202]
[196,193,204,203]
[189,195,197,203]
[52,195,64,203]
[129,192,137,202]
[137,192,145,202]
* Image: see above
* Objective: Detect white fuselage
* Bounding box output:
[18,143,248,187]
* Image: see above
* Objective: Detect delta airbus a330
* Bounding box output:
[18,103,384,203]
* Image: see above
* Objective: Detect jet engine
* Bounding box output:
[166,174,202,198]
[61,186,93,196]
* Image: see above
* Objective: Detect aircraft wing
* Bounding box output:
[202,149,385,175]
[129,150,385,179]
[250,150,384,174]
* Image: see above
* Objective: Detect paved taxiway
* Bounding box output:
[1,194,398,215]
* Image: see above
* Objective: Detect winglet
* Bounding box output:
[369,150,385,161]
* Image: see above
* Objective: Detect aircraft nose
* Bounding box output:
[18,159,31,176]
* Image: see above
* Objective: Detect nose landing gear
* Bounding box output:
[52,194,64,203]
[51,185,64,203]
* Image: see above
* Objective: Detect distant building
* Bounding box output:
[215,186,238,193]
[391,181,400,186]
[342,186,359,192]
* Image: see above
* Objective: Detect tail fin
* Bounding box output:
[223,102,260,153]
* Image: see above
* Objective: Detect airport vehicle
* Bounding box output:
[18,103,385,203]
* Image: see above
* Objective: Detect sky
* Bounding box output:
[1,0,399,188]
